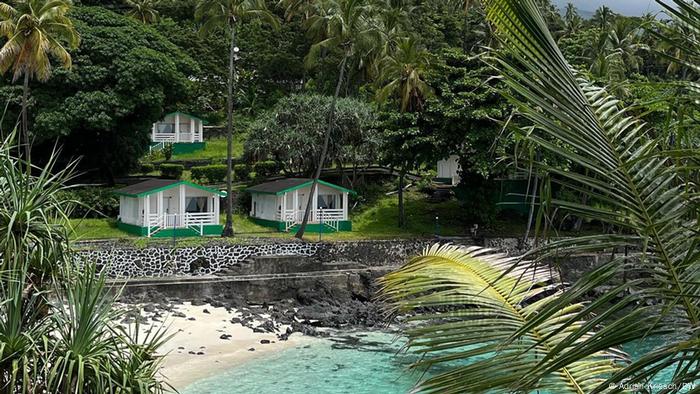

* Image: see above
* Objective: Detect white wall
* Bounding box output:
[119,196,141,226]
[437,155,461,184]
[251,194,279,221]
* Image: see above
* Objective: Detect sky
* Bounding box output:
[552,0,666,16]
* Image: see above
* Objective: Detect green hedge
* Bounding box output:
[191,164,228,184]
[233,164,251,181]
[160,163,184,179]
[253,160,279,179]
[140,163,155,174]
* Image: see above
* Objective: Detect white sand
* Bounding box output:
[130,302,309,390]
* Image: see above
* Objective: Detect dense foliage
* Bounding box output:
[0,6,197,181]
[245,94,379,177]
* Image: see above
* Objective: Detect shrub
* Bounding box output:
[160,163,184,179]
[233,164,251,181]
[61,187,120,218]
[191,164,228,184]
[140,163,155,174]
[162,144,173,161]
[253,160,280,179]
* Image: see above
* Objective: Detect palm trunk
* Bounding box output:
[222,24,236,237]
[21,72,30,159]
[294,54,348,239]
[398,169,405,228]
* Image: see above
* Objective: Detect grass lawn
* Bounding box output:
[171,134,246,162]
[68,191,472,244]
[69,218,134,241]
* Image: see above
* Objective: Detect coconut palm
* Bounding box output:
[384,0,700,391]
[125,0,161,24]
[380,244,645,392]
[195,0,280,237]
[0,0,80,156]
[591,5,614,30]
[294,0,380,238]
[374,36,431,228]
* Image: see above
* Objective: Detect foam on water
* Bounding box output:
[182,331,683,394]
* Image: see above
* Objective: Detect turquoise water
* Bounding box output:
[182,331,682,394]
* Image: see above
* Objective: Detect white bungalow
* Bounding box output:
[437,155,461,186]
[114,179,224,237]
[247,178,354,233]
[150,112,207,154]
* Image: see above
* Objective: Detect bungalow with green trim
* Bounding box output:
[436,155,461,186]
[248,178,354,233]
[114,179,224,237]
[150,111,207,154]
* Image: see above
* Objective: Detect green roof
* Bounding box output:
[114,179,225,198]
[164,111,209,125]
[247,178,355,196]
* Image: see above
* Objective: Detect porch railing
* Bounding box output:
[152,133,176,142]
[143,212,218,236]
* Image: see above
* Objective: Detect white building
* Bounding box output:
[114,179,223,237]
[437,155,461,186]
[247,178,354,233]
[151,111,206,144]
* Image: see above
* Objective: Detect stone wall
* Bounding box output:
[75,243,318,278]
[75,238,478,278]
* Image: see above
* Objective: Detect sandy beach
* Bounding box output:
[128,302,311,390]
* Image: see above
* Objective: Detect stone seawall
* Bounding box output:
[74,238,475,278]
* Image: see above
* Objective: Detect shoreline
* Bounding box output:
[127,302,314,390]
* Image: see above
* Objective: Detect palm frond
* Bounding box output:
[380,244,647,393]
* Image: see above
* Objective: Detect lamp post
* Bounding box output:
[435,215,440,239]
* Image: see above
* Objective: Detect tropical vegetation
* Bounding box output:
[381,0,700,392]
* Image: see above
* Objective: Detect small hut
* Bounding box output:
[114,179,223,237]
[247,178,354,232]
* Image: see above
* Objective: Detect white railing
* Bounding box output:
[146,213,163,237]
[184,212,217,226]
[152,133,176,142]
[315,209,345,222]
[143,212,217,237]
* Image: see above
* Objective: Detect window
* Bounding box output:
[186,197,208,213]
[318,194,338,209]
[157,123,174,133]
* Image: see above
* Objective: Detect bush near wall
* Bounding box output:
[253,160,280,179]
[191,164,228,184]
[62,187,120,218]
[160,163,184,179]
[233,164,251,181]
[140,163,155,174]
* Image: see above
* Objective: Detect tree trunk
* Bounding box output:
[21,72,30,159]
[222,25,237,237]
[523,171,539,243]
[295,54,348,239]
[398,170,405,228]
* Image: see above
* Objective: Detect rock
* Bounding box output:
[220,334,232,340]
[172,311,186,318]
[203,309,210,314]
[187,317,196,321]
[143,304,156,313]
[248,347,255,352]
[260,339,270,344]
[196,351,205,355]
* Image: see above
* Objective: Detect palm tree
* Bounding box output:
[591,5,614,30]
[375,36,431,228]
[380,244,639,392]
[0,0,80,156]
[294,0,380,239]
[383,0,700,391]
[195,0,280,237]
[125,0,161,24]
